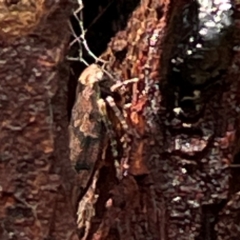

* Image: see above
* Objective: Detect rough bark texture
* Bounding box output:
[1,0,240,240]
[0,1,79,239]
[72,0,240,239]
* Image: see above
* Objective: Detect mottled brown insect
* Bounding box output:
[69,64,107,192]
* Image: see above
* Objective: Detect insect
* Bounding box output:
[69,64,108,194]
[69,64,136,194]
[69,63,145,237]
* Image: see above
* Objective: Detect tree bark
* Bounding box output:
[0,1,79,239]
[73,0,240,239]
[1,0,240,240]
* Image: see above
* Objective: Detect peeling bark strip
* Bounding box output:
[72,0,240,239]
[0,1,79,240]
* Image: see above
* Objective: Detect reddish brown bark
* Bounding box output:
[73,0,240,239]
[1,0,240,240]
[0,1,79,239]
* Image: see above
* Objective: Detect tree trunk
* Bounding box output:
[0,1,79,239]
[1,0,240,240]
[72,0,240,239]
